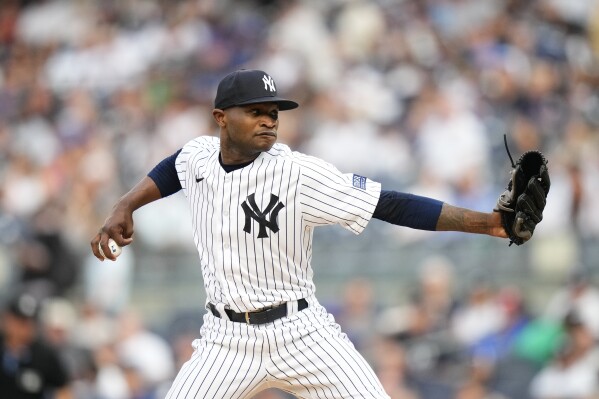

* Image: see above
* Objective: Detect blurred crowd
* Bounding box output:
[329,257,599,399]
[0,0,598,398]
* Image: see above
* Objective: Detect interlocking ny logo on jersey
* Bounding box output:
[262,75,276,92]
[241,193,284,238]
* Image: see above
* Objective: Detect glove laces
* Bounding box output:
[504,134,515,168]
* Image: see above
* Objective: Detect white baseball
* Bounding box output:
[99,238,122,259]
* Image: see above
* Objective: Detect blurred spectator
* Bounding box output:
[332,277,378,353]
[115,309,175,396]
[39,297,98,398]
[0,292,71,398]
[375,256,460,398]
[14,200,80,301]
[376,256,457,340]
[371,337,420,399]
[94,342,129,399]
[71,301,117,353]
[470,287,530,373]
[414,82,490,189]
[511,317,565,370]
[529,311,599,399]
[469,287,538,399]
[543,264,599,338]
[452,278,504,347]
[121,363,156,399]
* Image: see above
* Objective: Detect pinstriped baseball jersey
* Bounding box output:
[175,136,381,313]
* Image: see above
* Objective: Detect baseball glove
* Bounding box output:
[495,137,550,246]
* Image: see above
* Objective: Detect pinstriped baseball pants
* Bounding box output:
[164,298,390,399]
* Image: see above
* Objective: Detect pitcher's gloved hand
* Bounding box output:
[495,149,550,246]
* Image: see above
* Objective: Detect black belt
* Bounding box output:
[208,299,308,325]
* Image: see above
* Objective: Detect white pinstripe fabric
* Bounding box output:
[165,299,390,399]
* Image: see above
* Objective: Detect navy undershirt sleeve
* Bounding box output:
[373,190,443,231]
[147,149,182,198]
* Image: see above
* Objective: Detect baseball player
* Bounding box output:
[91,69,547,399]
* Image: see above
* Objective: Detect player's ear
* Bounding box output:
[212,109,226,127]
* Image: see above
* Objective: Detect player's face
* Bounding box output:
[216,103,280,164]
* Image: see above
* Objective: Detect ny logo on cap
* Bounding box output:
[262,75,276,92]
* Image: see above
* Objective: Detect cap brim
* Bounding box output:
[232,96,299,111]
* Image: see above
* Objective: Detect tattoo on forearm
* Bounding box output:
[437,205,490,234]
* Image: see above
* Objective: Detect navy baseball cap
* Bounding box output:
[214,69,299,111]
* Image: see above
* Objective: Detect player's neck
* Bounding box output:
[219,153,255,172]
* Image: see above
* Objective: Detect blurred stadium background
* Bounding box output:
[1,0,599,398]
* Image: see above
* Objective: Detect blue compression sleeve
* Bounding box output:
[147,149,182,197]
[373,190,443,231]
